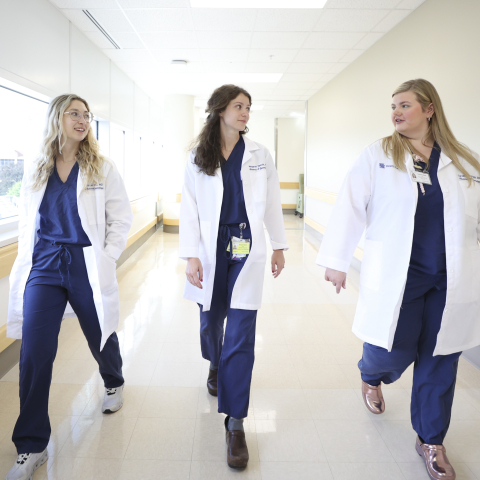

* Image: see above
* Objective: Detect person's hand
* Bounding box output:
[271,250,285,278]
[325,268,347,294]
[186,257,203,289]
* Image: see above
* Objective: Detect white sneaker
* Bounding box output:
[102,384,124,414]
[5,450,48,480]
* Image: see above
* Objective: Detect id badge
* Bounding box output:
[410,169,432,185]
[226,236,251,260]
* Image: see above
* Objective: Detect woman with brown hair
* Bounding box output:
[317,79,480,480]
[180,84,288,469]
[6,94,132,480]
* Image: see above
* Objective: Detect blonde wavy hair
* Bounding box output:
[31,94,106,191]
[382,79,480,186]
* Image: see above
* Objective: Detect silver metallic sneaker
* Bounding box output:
[102,384,124,414]
[5,449,48,480]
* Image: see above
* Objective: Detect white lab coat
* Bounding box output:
[316,140,480,356]
[7,159,133,350]
[179,136,288,311]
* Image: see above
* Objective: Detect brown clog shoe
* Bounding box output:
[207,368,218,397]
[416,436,456,480]
[361,380,385,414]
[225,416,249,469]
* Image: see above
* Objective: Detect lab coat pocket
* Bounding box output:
[99,250,117,294]
[250,169,267,202]
[360,240,383,291]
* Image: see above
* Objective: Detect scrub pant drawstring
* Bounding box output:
[55,243,72,288]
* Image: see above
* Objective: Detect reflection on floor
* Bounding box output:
[1,214,480,479]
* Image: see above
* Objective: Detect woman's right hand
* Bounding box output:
[325,268,347,294]
[186,257,203,289]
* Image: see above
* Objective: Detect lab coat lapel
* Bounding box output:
[242,136,260,165]
[438,151,453,170]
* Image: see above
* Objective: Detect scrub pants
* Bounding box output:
[199,226,257,419]
[12,239,124,454]
[358,268,460,445]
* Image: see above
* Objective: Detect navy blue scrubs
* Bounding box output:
[359,145,461,445]
[199,136,257,419]
[12,161,124,454]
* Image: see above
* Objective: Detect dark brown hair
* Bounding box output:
[193,84,252,176]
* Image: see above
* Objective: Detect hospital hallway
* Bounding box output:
[1,215,480,480]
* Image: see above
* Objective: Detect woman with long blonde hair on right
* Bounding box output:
[5,94,132,480]
[317,79,480,480]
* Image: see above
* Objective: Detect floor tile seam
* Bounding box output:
[114,415,141,462]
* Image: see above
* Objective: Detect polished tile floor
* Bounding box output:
[1,215,480,479]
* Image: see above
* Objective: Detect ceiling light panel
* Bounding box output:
[88,9,135,32]
[251,32,309,49]
[325,0,399,8]
[303,31,365,49]
[313,9,389,32]
[372,9,411,32]
[247,49,299,63]
[253,9,322,32]
[195,31,252,49]
[126,9,194,31]
[51,0,118,7]
[192,9,256,31]
[118,0,190,6]
[190,0,327,7]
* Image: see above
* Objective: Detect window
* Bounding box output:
[0,85,48,221]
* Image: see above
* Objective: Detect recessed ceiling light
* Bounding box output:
[289,112,305,117]
[190,0,327,7]
[251,105,264,111]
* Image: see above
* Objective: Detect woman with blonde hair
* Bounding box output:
[317,79,480,480]
[6,94,132,480]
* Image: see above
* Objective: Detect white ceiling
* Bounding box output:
[49,0,426,118]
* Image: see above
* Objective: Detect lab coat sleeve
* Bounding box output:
[316,150,372,273]
[263,149,289,251]
[179,153,201,260]
[104,162,133,260]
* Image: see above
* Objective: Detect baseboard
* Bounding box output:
[282,209,297,215]
[117,224,157,268]
[163,225,179,234]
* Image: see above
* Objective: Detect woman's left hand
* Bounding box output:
[271,250,285,278]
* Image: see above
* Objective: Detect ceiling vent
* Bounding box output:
[82,10,121,49]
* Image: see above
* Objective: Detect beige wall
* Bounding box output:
[306,0,480,198]
[277,117,305,205]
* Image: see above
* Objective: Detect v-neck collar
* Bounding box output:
[54,159,78,185]
[223,136,244,162]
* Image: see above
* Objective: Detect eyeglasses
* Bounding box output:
[64,111,94,123]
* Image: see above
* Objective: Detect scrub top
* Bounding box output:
[408,143,446,280]
[219,136,249,226]
[37,161,91,246]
